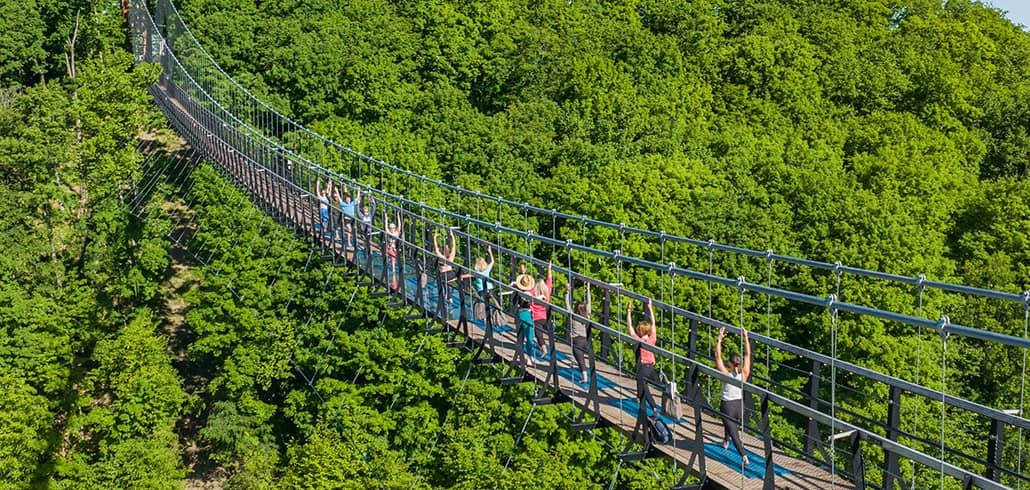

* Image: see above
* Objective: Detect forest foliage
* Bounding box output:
[170,0,1030,486]
[2,0,1030,488]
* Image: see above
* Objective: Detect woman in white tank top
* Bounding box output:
[716,326,752,466]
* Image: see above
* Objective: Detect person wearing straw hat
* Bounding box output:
[512,265,537,367]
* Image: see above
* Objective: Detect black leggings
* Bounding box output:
[636,363,658,413]
[534,318,549,352]
[572,336,591,374]
[721,398,746,457]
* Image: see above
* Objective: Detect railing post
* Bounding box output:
[687,318,697,359]
[600,289,612,362]
[850,432,866,489]
[805,358,822,461]
[986,418,1005,482]
[883,385,902,489]
[761,393,775,490]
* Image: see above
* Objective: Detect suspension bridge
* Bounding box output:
[125,0,1030,488]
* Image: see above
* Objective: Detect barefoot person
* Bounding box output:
[564,282,592,384]
[462,247,499,321]
[530,263,554,359]
[512,267,537,367]
[384,208,402,290]
[433,228,459,320]
[716,326,752,466]
[627,298,658,415]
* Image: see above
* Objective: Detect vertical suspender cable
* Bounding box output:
[912,274,926,490]
[660,234,666,374]
[738,276,747,488]
[829,294,839,490]
[766,250,773,380]
[617,251,624,429]
[1019,291,1029,490]
[707,239,715,400]
[551,210,557,257]
[832,262,842,489]
[940,316,950,490]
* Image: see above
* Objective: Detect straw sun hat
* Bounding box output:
[515,274,535,291]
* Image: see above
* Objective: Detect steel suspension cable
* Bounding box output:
[766,250,773,382]
[411,357,477,488]
[1021,292,1029,490]
[940,318,950,490]
[830,294,839,490]
[738,276,747,489]
[707,239,715,401]
[912,274,927,490]
[498,403,538,484]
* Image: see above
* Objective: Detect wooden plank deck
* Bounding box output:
[156,86,853,489]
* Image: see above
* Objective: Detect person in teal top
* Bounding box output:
[462,247,499,322]
[512,267,537,367]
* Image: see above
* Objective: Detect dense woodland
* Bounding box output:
[2,0,1030,488]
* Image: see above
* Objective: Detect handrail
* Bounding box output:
[151,0,1030,308]
[138,0,1030,428]
[132,2,1030,486]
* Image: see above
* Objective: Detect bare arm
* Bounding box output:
[647,298,656,335]
[433,231,441,257]
[715,327,729,375]
[742,329,752,380]
[564,283,573,312]
[486,247,494,268]
[447,229,457,261]
[626,300,636,337]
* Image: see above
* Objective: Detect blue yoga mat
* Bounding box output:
[536,349,571,362]
[557,367,620,390]
[703,442,791,478]
[607,397,685,425]
[467,318,515,334]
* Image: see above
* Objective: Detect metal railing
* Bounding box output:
[127,1,1030,488]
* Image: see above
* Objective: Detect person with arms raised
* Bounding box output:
[716,326,751,466]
